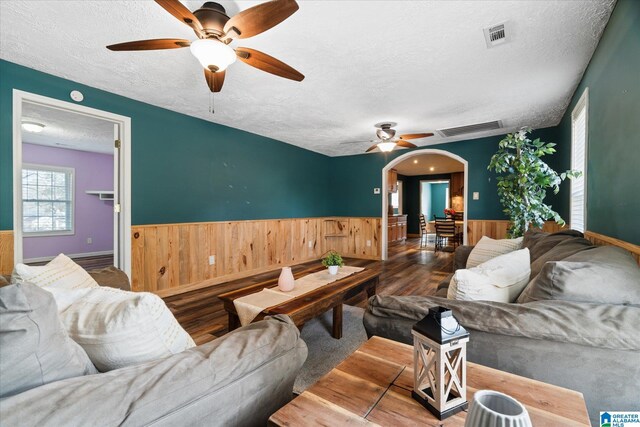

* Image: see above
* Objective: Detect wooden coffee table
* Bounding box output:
[218,263,380,339]
[269,336,591,426]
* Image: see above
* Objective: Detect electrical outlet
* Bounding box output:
[86,237,92,244]
[473,192,480,200]
[308,240,314,248]
[366,240,371,247]
[209,255,215,265]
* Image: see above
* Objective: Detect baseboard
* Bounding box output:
[24,250,114,264]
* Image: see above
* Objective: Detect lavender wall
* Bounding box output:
[22,143,114,260]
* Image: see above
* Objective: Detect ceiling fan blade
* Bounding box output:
[365,143,380,153]
[204,68,225,92]
[398,133,434,140]
[223,0,299,40]
[106,38,190,51]
[236,48,304,81]
[155,0,204,37]
[396,140,418,149]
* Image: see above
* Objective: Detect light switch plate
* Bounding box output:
[373,188,381,194]
[308,240,314,248]
[209,255,215,265]
[473,192,480,200]
[366,240,371,247]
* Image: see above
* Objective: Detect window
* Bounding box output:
[570,88,588,232]
[22,164,74,236]
[390,181,402,214]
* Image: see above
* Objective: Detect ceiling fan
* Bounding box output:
[106,0,304,94]
[363,122,434,153]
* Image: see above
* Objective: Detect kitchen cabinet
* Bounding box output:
[388,215,407,243]
[388,169,398,193]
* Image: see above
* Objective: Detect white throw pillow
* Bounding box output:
[48,286,195,371]
[449,248,531,303]
[466,236,524,268]
[13,254,99,290]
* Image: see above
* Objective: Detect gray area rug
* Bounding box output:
[294,305,368,394]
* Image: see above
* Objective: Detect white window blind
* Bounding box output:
[570,89,588,232]
[22,164,74,235]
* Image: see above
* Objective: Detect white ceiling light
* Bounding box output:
[429,166,435,171]
[378,142,396,152]
[22,121,45,133]
[190,39,236,72]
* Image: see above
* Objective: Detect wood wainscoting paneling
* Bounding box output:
[466,220,565,245]
[0,230,14,276]
[585,231,640,265]
[132,217,381,297]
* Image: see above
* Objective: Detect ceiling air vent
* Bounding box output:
[438,120,503,138]
[484,22,509,48]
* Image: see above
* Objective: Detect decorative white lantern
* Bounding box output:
[412,306,470,420]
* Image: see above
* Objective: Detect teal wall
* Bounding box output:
[328,126,570,222]
[554,0,640,245]
[0,60,332,229]
[428,183,449,221]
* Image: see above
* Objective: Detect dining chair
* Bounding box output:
[419,214,429,248]
[434,217,457,252]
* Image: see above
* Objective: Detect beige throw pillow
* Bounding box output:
[48,286,196,371]
[449,248,531,303]
[466,236,524,268]
[13,254,99,290]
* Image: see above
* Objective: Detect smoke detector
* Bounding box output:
[483,22,509,48]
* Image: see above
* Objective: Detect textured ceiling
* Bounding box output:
[0,0,615,156]
[22,102,115,154]
[394,153,464,176]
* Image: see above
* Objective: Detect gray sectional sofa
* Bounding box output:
[364,230,640,425]
[0,270,308,427]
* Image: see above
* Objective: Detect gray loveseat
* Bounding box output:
[0,270,308,426]
[364,230,640,425]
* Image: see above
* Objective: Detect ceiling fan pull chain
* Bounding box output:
[209,91,215,114]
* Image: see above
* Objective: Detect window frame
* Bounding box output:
[22,163,75,237]
[390,181,403,214]
[570,88,589,232]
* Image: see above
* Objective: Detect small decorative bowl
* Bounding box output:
[464,390,532,427]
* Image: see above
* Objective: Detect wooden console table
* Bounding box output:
[269,336,590,426]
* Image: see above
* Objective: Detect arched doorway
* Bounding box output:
[382,149,468,260]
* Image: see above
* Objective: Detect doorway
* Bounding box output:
[12,90,132,276]
[381,149,468,260]
[420,179,450,222]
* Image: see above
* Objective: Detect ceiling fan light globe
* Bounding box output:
[190,39,236,71]
[378,142,396,152]
[22,121,46,133]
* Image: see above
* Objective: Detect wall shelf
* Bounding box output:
[86,190,114,201]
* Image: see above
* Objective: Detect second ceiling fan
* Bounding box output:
[106,0,304,93]
[365,122,434,153]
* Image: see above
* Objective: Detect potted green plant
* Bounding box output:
[322,250,344,275]
[488,128,581,238]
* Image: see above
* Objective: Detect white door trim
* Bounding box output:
[12,89,132,277]
[381,149,468,260]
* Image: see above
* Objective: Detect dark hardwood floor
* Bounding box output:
[163,238,453,345]
[28,254,114,270]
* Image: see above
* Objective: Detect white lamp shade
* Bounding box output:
[378,142,397,152]
[190,39,237,71]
